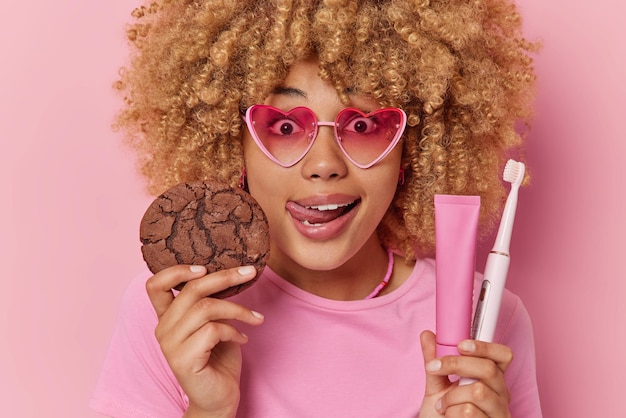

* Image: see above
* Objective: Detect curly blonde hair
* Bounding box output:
[115,0,538,259]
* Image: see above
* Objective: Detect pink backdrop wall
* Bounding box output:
[1,1,624,417]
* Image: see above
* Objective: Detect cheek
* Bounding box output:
[369,154,402,212]
[373,148,402,192]
[242,132,282,209]
[373,175,400,214]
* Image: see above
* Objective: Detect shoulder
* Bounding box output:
[496,289,543,416]
[495,288,535,346]
[116,269,158,327]
[90,269,187,417]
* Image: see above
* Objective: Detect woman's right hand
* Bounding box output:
[146,264,264,418]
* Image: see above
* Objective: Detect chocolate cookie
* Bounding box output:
[139,181,270,298]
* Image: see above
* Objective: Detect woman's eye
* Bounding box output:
[268,119,304,136]
[345,117,377,134]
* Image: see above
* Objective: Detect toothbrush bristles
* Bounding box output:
[503,159,525,186]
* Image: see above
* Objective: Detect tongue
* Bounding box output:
[286,202,348,224]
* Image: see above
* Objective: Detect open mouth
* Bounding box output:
[287,199,360,227]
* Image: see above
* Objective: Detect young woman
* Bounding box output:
[91,1,541,417]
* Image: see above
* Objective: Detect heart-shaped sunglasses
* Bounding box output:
[243,105,407,169]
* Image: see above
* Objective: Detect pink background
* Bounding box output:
[1,1,624,417]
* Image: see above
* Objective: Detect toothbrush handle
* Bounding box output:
[493,188,518,253]
[473,251,510,343]
[459,252,510,386]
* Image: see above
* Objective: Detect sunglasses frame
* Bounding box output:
[243,105,407,169]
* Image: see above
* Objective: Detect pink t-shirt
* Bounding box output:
[90,258,542,417]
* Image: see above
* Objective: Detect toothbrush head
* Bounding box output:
[503,159,525,187]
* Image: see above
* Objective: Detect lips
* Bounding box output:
[286,200,358,225]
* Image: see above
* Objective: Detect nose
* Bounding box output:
[300,125,349,181]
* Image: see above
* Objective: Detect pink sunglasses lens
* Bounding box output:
[248,106,405,167]
[249,106,316,166]
[335,108,404,166]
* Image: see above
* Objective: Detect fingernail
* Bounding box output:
[251,310,264,319]
[426,359,442,372]
[435,398,443,412]
[190,265,205,273]
[238,266,256,276]
[459,340,476,352]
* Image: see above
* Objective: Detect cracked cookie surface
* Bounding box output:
[140,181,269,298]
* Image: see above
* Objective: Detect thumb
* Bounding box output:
[420,330,451,397]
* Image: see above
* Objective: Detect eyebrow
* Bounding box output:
[271,86,308,98]
[270,86,360,101]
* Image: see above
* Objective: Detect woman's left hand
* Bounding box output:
[418,330,513,417]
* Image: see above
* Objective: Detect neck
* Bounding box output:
[363,247,394,299]
[269,238,391,301]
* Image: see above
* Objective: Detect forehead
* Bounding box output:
[266,60,382,111]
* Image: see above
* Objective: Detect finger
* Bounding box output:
[174,321,249,373]
[194,321,249,351]
[165,266,258,321]
[439,401,489,418]
[420,330,452,396]
[146,265,208,317]
[428,351,510,402]
[436,381,507,418]
[457,339,513,397]
[163,297,264,345]
[458,340,514,373]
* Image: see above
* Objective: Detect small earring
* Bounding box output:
[398,167,405,185]
[238,168,247,190]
